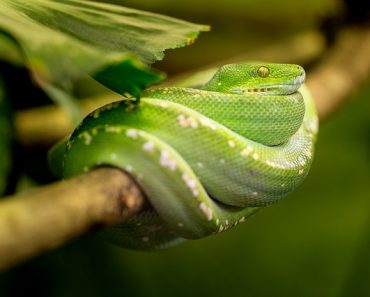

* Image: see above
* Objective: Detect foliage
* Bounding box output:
[0,0,208,99]
[0,0,208,194]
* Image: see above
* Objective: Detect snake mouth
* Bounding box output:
[244,84,301,95]
[244,74,305,94]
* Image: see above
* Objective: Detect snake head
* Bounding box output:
[202,63,305,95]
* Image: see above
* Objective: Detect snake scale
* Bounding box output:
[48,63,318,250]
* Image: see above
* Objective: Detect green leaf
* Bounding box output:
[0,76,12,196]
[0,0,209,97]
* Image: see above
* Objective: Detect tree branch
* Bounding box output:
[0,167,147,270]
[306,26,370,120]
[1,25,370,271]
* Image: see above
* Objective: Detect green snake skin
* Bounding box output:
[49,63,318,249]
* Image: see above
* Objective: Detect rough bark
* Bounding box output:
[0,168,147,270]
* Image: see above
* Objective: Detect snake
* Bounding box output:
[48,63,318,250]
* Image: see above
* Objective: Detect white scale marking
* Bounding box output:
[182,173,199,197]
[199,202,213,221]
[126,129,138,139]
[80,131,92,145]
[160,151,177,171]
[143,141,155,152]
[177,115,198,128]
[199,117,217,130]
[240,146,253,156]
[228,140,236,147]
[252,153,260,160]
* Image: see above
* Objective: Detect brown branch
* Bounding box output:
[306,26,370,120]
[1,25,370,271]
[14,92,120,147]
[0,167,147,270]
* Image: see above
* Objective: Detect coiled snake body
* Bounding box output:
[49,63,318,249]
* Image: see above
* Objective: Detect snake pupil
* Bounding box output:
[257,66,269,78]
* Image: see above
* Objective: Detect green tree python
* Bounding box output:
[48,63,318,250]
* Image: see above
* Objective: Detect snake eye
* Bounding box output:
[257,66,270,78]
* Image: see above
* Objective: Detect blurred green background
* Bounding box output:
[1,0,370,296]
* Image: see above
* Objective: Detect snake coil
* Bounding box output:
[49,63,318,249]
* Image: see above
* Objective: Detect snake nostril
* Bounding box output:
[296,65,304,73]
